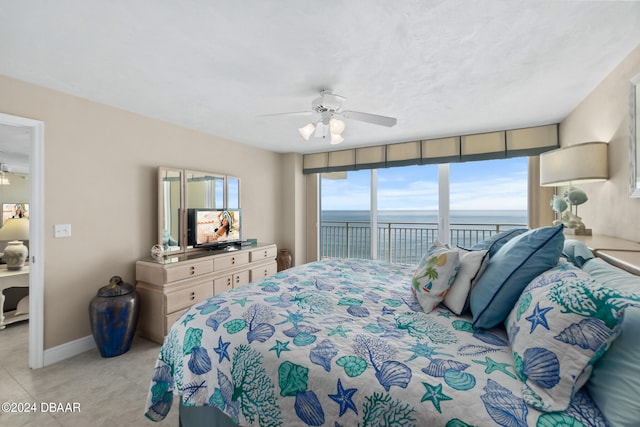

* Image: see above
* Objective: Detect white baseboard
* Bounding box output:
[43,335,96,366]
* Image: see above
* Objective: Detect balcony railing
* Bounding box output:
[321,220,527,265]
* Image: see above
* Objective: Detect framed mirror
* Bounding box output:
[186,170,225,209]
[226,176,240,209]
[158,167,240,254]
[631,73,640,197]
[158,167,183,252]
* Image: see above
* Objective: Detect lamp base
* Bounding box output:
[4,240,28,270]
[564,228,592,236]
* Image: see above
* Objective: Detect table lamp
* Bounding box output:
[540,142,608,235]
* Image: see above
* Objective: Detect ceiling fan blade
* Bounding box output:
[257,111,315,118]
[342,110,397,127]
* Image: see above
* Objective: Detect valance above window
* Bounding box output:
[303,124,559,174]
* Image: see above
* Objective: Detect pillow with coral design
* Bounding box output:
[505,263,632,412]
[411,240,459,313]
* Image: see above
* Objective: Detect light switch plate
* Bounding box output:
[54,224,71,238]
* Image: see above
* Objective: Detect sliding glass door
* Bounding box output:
[320,157,528,264]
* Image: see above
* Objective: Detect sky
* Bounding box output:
[321,157,528,211]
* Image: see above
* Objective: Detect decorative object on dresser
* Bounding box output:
[0,217,29,270]
[136,243,277,344]
[539,141,608,235]
[89,276,140,357]
[150,244,166,259]
[276,248,292,271]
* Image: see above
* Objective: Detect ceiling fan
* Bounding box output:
[263,89,397,145]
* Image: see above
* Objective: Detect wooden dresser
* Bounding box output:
[136,243,277,343]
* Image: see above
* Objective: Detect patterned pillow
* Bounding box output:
[505,263,629,412]
[411,241,460,313]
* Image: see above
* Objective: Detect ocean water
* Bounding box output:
[322,209,527,225]
[320,209,527,264]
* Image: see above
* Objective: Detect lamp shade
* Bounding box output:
[0,218,29,241]
[298,123,315,140]
[329,118,345,135]
[330,133,344,145]
[540,142,608,186]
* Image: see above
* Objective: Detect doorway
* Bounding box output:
[0,113,44,368]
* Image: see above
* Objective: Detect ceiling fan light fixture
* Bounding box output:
[298,123,315,140]
[314,121,328,138]
[329,118,345,135]
[330,133,344,145]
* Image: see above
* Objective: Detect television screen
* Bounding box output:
[189,209,241,247]
[2,203,29,224]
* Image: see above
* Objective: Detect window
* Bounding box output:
[320,158,528,264]
[320,170,371,259]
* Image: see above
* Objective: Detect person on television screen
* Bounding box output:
[211,210,232,241]
[13,204,24,218]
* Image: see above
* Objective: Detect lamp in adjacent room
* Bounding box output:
[0,217,29,270]
[0,163,10,185]
[539,141,608,235]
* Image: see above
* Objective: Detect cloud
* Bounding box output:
[321,159,528,211]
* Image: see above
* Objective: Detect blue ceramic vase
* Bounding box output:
[89,276,139,358]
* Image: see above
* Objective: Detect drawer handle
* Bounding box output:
[264,269,268,276]
[231,257,236,265]
[235,276,240,283]
[189,266,195,275]
[190,291,196,300]
[227,278,232,286]
[264,251,268,257]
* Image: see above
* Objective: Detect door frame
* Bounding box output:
[0,113,44,368]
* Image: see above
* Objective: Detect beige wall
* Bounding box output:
[279,153,307,266]
[560,44,640,242]
[0,75,284,349]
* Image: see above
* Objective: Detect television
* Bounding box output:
[187,209,242,249]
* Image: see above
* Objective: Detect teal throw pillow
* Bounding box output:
[583,258,640,294]
[562,239,594,268]
[587,306,640,427]
[469,228,527,257]
[470,224,565,329]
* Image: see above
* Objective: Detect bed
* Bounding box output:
[145,225,640,426]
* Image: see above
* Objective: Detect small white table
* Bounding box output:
[0,265,29,329]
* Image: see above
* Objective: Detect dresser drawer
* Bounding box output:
[165,309,185,334]
[213,251,249,270]
[250,261,277,282]
[233,271,250,288]
[165,281,213,313]
[249,245,277,262]
[214,275,233,294]
[165,260,213,283]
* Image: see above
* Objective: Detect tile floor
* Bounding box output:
[0,322,180,426]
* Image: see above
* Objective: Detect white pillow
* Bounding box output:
[15,295,29,316]
[411,240,460,313]
[442,245,489,315]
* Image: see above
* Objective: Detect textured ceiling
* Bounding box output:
[1,0,640,158]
